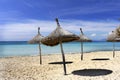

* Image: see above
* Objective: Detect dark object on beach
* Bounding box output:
[28,27,44,64]
[41,18,79,75]
[107,27,120,58]
[92,58,110,61]
[72,69,112,76]
[49,61,73,64]
[79,28,91,60]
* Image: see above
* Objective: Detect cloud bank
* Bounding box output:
[0,19,119,41]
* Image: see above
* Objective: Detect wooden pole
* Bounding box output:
[80,28,84,60]
[38,27,42,64]
[80,28,84,35]
[39,42,42,64]
[55,18,60,27]
[60,41,67,75]
[56,18,66,75]
[113,41,115,58]
[81,41,83,60]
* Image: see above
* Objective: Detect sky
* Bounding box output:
[0,0,120,41]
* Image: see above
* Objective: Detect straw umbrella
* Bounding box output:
[107,27,120,57]
[79,28,91,60]
[28,27,44,64]
[107,31,116,57]
[113,27,120,57]
[41,18,79,75]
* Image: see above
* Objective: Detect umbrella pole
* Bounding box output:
[113,42,115,58]
[39,42,42,64]
[81,41,83,60]
[60,41,67,75]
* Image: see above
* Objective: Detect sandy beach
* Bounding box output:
[0,51,120,80]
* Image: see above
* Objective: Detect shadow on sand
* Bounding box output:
[49,61,73,64]
[72,69,112,76]
[91,58,110,61]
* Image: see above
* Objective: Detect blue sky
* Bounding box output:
[0,0,120,41]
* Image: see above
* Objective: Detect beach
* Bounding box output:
[0,51,120,80]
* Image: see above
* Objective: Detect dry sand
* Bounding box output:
[0,51,120,80]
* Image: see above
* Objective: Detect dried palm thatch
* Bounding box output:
[79,28,92,60]
[28,27,44,64]
[41,19,79,46]
[107,26,120,42]
[116,26,120,37]
[28,28,44,44]
[107,31,116,42]
[41,18,79,75]
[79,28,92,42]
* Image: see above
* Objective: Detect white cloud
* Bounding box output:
[0,19,119,41]
[91,33,96,37]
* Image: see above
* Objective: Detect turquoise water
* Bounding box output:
[0,41,120,57]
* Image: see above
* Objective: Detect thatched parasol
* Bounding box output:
[107,27,120,58]
[79,28,92,60]
[41,18,79,75]
[107,31,116,58]
[116,26,120,37]
[110,26,120,42]
[107,31,117,42]
[28,27,44,64]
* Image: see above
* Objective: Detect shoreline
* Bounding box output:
[0,50,115,58]
[0,51,120,80]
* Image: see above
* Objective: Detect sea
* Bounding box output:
[0,41,120,57]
